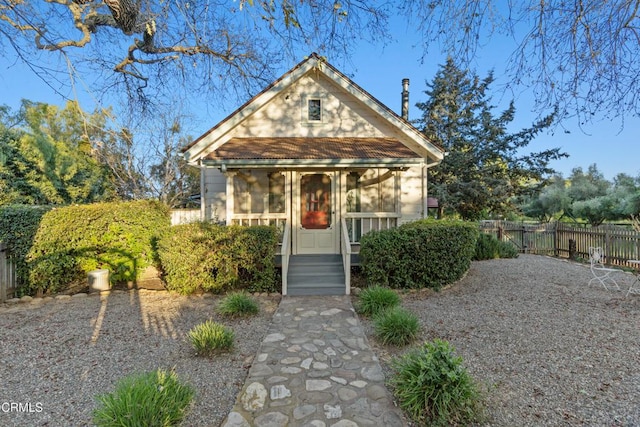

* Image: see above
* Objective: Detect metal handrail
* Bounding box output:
[340,218,352,295]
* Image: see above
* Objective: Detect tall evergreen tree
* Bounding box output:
[0,101,116,205]
[416,58,567,220]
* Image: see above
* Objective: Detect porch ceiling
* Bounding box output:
[203,137,420,162]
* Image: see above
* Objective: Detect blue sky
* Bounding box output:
[1,18,639,181]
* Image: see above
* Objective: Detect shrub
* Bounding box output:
[474,233,519,260]
[374,306,420,346]
[187,320,234,355]
[360,219,478,290]
[356,286,400,317]
[157,223,278,294]
[216,292,259,317]
[26,201,170,295]
[0,205,51,290]
[474,233,502,260]
[498,240,519,258]
[390,339,484,426]
[93,369,194,427]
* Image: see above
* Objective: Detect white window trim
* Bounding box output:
[301,94,327,125]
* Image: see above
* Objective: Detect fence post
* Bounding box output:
[0,243,6,303]
[604,225,611,263]
[568,239,576,260]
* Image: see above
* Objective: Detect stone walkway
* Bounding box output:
[222,295,407,427]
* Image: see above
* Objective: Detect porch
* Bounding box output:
[226,168,408,295]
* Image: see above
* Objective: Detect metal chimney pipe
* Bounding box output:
[401,78,410,120]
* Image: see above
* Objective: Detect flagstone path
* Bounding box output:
[221,295,406,427]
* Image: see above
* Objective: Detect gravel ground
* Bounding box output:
[1,255,639,427]
[360,255,640,426]
[0,290,280,427]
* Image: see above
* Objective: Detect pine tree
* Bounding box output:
[416,58,567,220]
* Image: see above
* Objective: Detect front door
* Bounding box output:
[295,172,338,254]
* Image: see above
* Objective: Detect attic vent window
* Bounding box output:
[308,99,322,121]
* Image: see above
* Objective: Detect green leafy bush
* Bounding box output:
[360,219,478,290]
[187,320,234,355]
[0,205,51,289]
[390,339,484,426]
[474,233,502,260]
[26,201,169,295]
[474,233,519,260]
[157,223,278,294]
[93,369,194,427]
[498,240,519,258]
[374,306,420,346]
[356,286,400,317]
[217,292,259,317]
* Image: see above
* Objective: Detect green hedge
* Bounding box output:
[360,219,478,290]
[26,201,170,295]
[157,222,278,294]
[0,205,52,289]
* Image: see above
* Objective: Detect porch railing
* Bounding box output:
[230,214,287,228]
[340,218,352,295]
[344,212,400,244]
[280,221,291,296]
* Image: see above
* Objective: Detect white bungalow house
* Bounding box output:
[182,53,444,296]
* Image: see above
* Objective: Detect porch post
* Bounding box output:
[395,170,402,221]
[224,171,237,225]
[199,164,205,221]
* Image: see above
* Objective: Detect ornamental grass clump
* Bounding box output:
[188,320,234,356]
[216,292,259,317]
[356,285,400,317]
[93,369,194,427]
[390,339,484,426]
[373,306,420,346]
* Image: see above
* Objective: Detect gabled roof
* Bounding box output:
[183,53,444,165]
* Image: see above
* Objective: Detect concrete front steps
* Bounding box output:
[286,254,346,296]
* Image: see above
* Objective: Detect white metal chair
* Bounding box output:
[626,262,640,297]
[588,247,620,291]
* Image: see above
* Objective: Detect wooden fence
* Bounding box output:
[0,242,17,302]
[170,209,201,225]
[479,220,640,268]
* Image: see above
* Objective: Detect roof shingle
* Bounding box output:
[204,137,419,161]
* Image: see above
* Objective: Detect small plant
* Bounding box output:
[216,292,259,317]
[373,306,420,346]
[498,240,519,258]
[356,285,400,317]
[390,339,484,426]
[93,369,194,427]
[187,320,234,355]
[473,233,501,260]
[474,233,518,260]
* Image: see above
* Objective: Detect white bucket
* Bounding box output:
[88,269,110,292]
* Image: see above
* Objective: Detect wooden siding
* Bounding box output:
[231,73,389,140]
[202,168,226,222]
[400,165,424,223]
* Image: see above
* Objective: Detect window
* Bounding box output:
[233,170,285,214]
[307,99,322,121]
[346,169,396,213]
